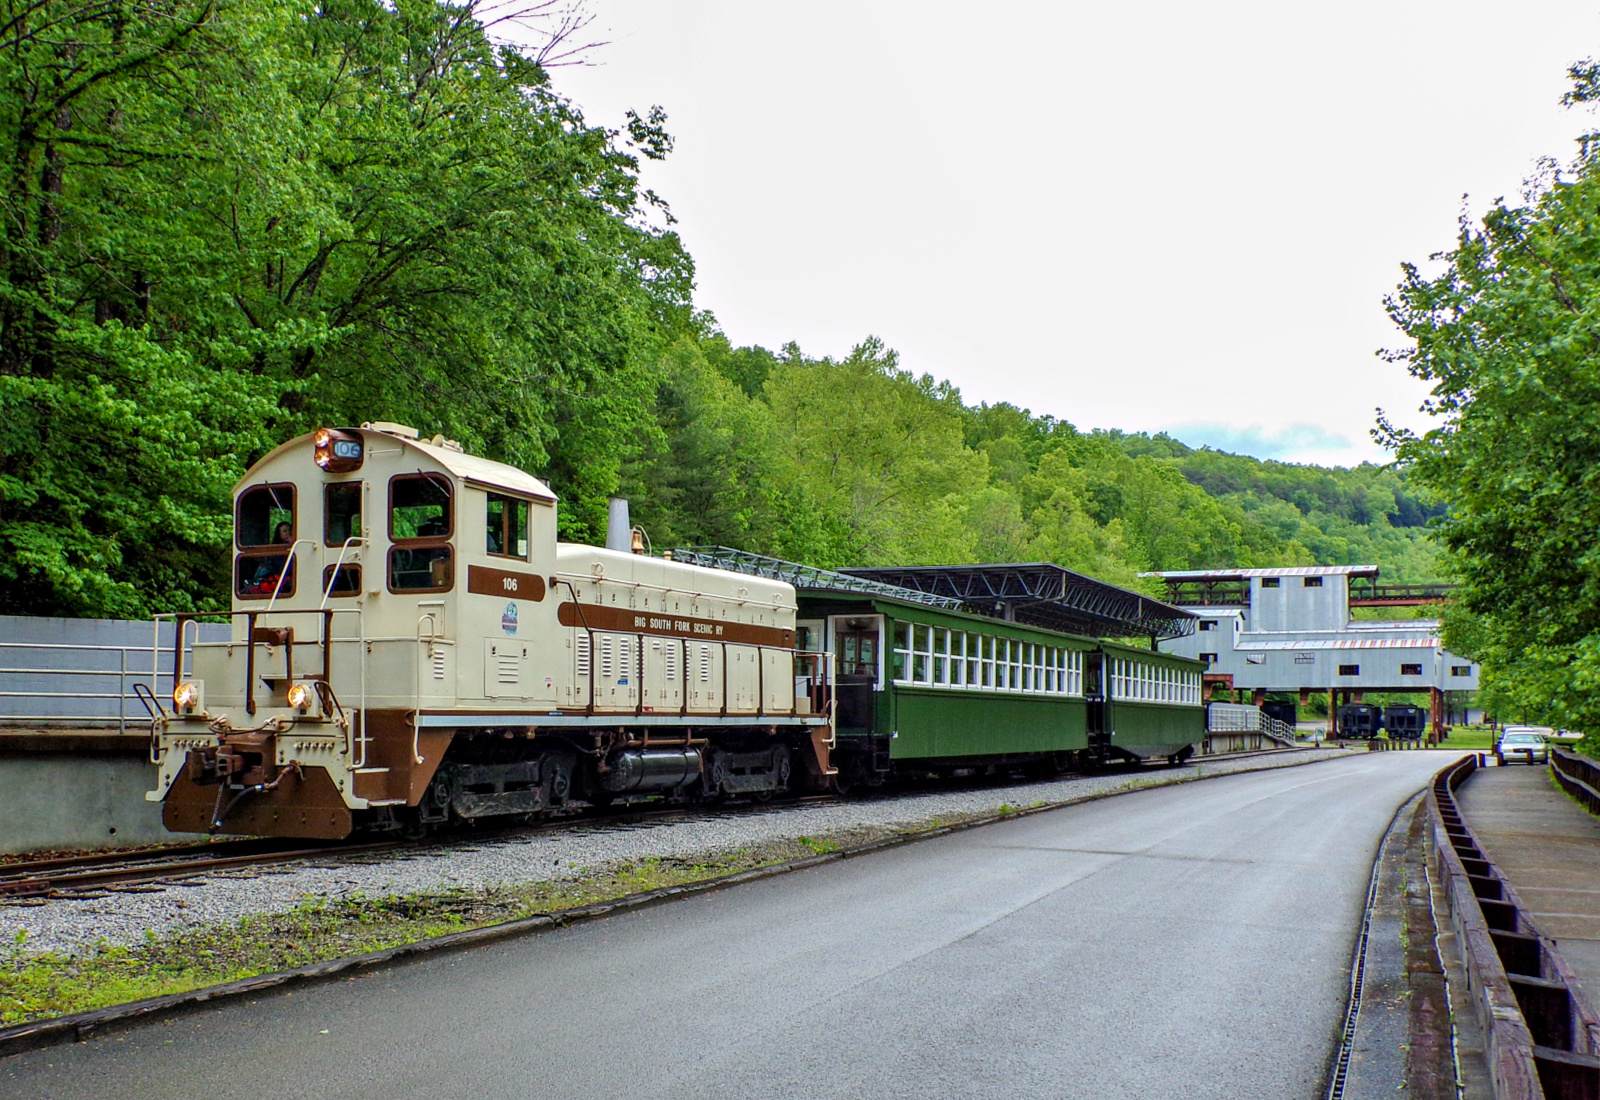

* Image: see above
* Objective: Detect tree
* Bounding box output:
[0,0,692,615]
[763,338,987,567]
[1381,60,1600,735]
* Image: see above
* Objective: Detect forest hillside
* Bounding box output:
[622,335,1441,596]
[0,1,1440,619]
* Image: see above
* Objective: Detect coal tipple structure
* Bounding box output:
[1148,565,1478,739]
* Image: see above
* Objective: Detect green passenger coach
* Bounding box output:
[799,595,1097,786]
[669,554,1206,791]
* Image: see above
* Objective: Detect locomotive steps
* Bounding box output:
[0,746,1351,1058]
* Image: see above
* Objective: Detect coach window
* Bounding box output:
[891,621,909,682]
[324,483,362,547]
[486,493,530,559]
[1400,662,1422,676]
[235,484,296,599]
[388,474,453,592]
[911,624,930,684]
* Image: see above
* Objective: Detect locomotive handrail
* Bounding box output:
[552,578,596,715]
[413,602,446,765]
[264,537,315,613]
[150,607,367,764]
[552,566,794,615]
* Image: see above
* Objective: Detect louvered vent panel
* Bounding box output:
[700,645,711,682]
[665,642,677,681]
[576,636,591,677]
[433,649,447,680]
[601,635,614,678]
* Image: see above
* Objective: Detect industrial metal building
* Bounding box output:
[1146,566,1478,738]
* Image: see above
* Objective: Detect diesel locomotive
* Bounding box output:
[146,423,832,839]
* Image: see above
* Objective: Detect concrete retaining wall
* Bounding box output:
[0,747,200,854]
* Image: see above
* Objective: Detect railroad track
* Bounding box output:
[0,793,844,903]
[5,747,1304,904]
[0,748,1312,903]
[0,838,403,902]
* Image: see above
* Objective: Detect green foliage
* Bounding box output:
[0,0,690,616]
[1382,60,1600,734]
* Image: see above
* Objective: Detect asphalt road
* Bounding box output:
[4,752,1445,1100]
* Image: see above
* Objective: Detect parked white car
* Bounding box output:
[1495,729,1550,765]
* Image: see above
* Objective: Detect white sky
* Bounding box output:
[543,1,1600,467]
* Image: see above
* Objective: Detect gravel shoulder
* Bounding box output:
[3,747,1351,957]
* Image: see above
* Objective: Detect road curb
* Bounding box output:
[0,747,1356,1059]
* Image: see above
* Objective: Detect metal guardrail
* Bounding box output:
[0,620,231,733]
[1206,703,1297,748]
[1428,755,1600,1098]
[1262,714,1295,741]
[1551,750,1600,817]
[1206,702,1260,732]
[0,640,176,733]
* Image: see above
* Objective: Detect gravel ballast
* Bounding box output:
[2,748,1353,955]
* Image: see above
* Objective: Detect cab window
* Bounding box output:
[235,484,296,599]
[324,483,362,546]
[236,553,296,599]
[486,493,530,559]
[389,474,452,540]
[388,474,453,592]
[323,563,361,597]
[237,484,294,548]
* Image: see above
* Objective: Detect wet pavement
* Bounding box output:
[1457,762,1600,1010]
[3,752,1443,1100]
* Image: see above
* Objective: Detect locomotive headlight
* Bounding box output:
[286,682,313,713]
[173,682,200,713]
[313,427,364,472]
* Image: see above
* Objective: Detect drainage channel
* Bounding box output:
[1325,815,1387,1100]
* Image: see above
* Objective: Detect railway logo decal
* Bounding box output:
[502,602,518,634]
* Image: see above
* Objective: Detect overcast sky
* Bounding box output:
[541,1,1600,467]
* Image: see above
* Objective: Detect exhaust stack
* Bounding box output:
[605,498,632,552]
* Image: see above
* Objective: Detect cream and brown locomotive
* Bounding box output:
[147,423,834,838]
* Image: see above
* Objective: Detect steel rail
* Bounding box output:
[0,841,400,900]
[0,837,285,877]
